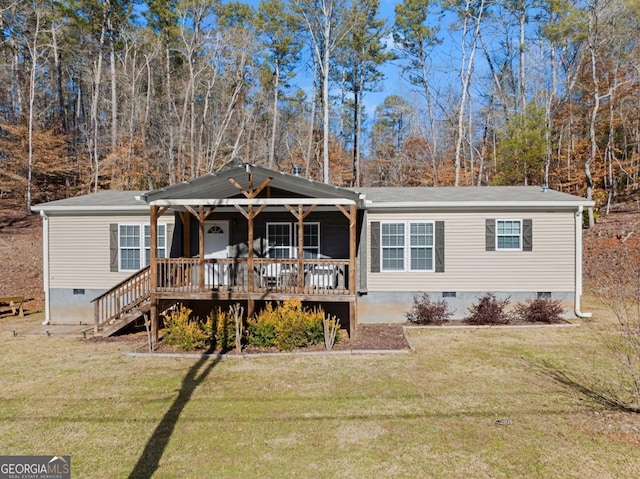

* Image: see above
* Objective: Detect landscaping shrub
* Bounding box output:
[466,293,512,325]
[207,307,238,350]
[247,299,326,351]
[513,298,565,323]
[405,293,452,325]
[162,305,209,351]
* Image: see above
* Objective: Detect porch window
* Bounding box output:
[266,223,292,258]
[119,224,166,271]
[381,222,434,272]
[266,222,320,258]
[301,223,320,258]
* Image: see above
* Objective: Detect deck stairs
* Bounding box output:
[92,266,153,337]
[98,304,151,337]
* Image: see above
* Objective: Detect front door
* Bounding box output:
[204,221,229,258]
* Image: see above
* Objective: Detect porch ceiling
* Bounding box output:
[138,163,365,207]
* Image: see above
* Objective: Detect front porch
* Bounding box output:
[142,164,365,342]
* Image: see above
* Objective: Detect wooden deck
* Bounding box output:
[94,257,356,336]
[155,257,352,298]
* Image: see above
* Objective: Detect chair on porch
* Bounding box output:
[259,263,297,287]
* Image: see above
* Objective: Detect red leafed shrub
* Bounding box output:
[466,293,512,325]
[405,293,452,325]
[513,298,565,323]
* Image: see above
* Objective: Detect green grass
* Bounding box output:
[1,306,639,478]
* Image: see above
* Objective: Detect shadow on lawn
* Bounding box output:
[537,361,640,414]
[128,353,222,479]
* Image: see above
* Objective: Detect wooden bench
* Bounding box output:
[0,296,25,317]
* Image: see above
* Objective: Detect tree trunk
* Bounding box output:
[268,60,280,168]
[454,0,485,186]
[27,9,42,213]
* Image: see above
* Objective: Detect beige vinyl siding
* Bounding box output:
[367,210,576,292]
[49,214,174,289]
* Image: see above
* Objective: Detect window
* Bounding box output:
[301,223,320,258]
[119,225,141,270]
[496,220,522,250]
[266,222,320,258]
[381,223,405,270]
[410,222,434,270]
[119,224,166,271]
[381,222,434,272]
[266,223,292,258]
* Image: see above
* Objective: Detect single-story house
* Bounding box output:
[32,163,594,338]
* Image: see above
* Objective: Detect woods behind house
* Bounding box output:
[1,0,639,222]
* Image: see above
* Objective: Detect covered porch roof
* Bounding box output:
[137,163,366,208]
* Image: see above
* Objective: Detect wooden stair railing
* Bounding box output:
[92,266,151,333]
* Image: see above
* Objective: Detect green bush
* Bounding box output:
[247,299,326,351]
[406,293,452,325]
[162,305,209,351]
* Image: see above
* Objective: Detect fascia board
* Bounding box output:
[365,200,596,211]
[31,205,150,214]
[149,198,357,206]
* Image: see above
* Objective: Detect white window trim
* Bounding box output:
[266,221,321,258]
[381,221,435,272]
[495,219,523,251]
[266,222,293,258]
[118,223,166,272]
[296,222,320,258]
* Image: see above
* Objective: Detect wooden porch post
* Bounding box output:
[297,205,304,289]
[349,204,357,337]
[336,203,358,337]
[150,205,159,343]
[198,205,205,290]
[248,204,255,291]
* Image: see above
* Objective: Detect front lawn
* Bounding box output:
[1,303,639,478]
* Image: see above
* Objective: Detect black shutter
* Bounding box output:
[435,221,445,272]
[523,219,533,251]
[370,221,380,273]
[109,224,119,272]
[485,219,495,251]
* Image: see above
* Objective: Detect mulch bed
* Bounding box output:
[113,323,412,355]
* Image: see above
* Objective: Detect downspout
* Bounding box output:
[39,210,50,325]
[574,205,592,318]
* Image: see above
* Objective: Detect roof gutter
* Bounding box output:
[574,205,592,318]
[148,197,358,206]
[365,200,593,210]
[39,210,51,325]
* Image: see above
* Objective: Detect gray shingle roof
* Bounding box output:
[32,170,592,213]
[353,186,587,204]
[32,191,147,212]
